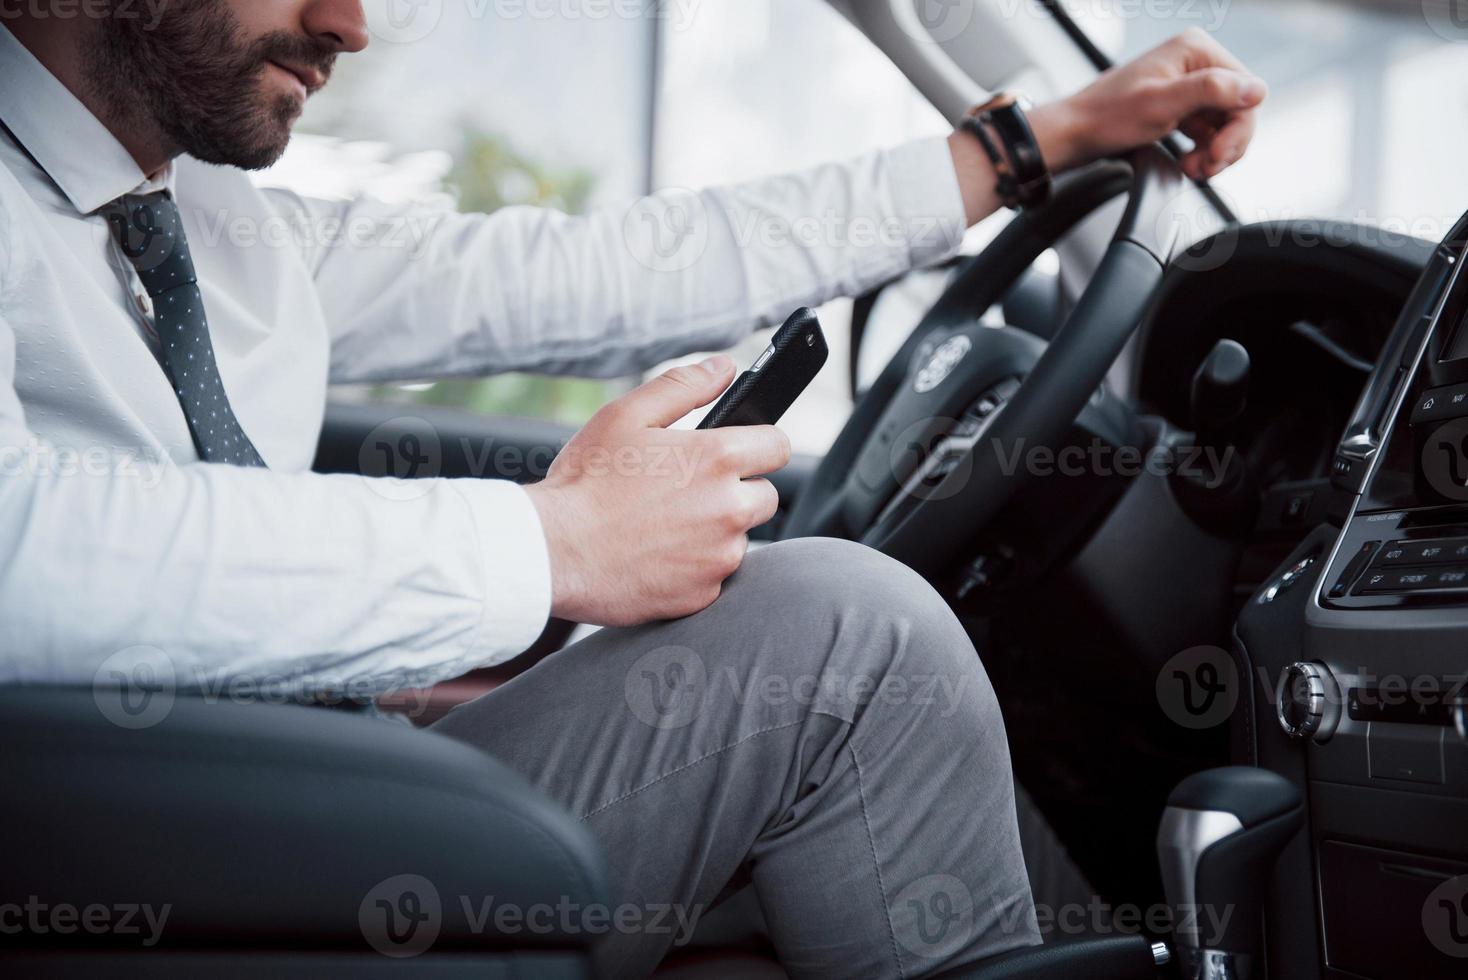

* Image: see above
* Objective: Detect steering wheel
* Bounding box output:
[782,147,1184,579]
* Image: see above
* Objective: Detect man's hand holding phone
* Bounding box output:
[525,355,791,628]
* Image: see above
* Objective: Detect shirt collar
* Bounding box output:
[0,23,173,214]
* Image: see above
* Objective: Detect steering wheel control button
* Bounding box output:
[1328,540,1379,598]
[1277,662,1341,743]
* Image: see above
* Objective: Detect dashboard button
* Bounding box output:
[1375,538,1468,566]
[1276,662,1341,743]
[1411,382,1468,424]
[1428,565,1468,588]
[1355,563,1468,594]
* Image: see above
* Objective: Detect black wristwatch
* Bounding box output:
[960,92,1053,211]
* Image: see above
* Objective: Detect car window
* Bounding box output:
[255,0,948,454]
[653,0,950,453]
[255,3,659,428]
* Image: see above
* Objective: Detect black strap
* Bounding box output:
[960,103,1053,211]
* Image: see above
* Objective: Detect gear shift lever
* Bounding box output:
[1156,767,1304,980]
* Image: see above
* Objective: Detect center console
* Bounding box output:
[1281,217,1468,979]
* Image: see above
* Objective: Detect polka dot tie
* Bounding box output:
[104,192,266,467]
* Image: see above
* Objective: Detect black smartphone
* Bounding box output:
[697,308,829,429]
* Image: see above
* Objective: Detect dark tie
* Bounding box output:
[104,192,265,467]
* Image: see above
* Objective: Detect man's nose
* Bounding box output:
[302,0,370,53]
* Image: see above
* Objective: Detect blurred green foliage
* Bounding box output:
[371,127,615,427]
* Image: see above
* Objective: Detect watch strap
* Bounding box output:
[964,94,1053,210]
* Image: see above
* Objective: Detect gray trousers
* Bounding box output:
[432,537,1042,978]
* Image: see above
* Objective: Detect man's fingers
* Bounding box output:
[1179,109,1255,179]
[1161,67,1266,121]
[736,478,781,531]
[702,424,792,478]
[1201,112,1256,174]
[620,356,736,428]
[1175,26,1248,74]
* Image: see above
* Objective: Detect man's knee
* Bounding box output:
[734,538,939,614]
[723,537,981,686]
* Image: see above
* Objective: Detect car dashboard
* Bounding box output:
[1216,219,1468,980]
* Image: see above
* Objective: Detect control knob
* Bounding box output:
[1276,661,1341,743]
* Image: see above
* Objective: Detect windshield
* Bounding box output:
[1077,0,1468,242]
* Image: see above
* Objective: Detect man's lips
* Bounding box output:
[266,60,327,97]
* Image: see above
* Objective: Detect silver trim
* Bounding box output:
[1313,249,1468,611]
[1274,661,1341,743]
[1151,942,1173,967]
[1156,806,1245,949]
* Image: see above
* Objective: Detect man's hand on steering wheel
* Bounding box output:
[949,29,1266,223]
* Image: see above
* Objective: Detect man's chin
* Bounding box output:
[180,101,298,170]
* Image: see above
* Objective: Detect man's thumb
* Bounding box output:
[626,355,735,428]
[1164,67,1266,117]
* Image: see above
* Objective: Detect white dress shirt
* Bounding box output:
[0,24,967,696]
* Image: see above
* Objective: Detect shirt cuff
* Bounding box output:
[882,135,969,268]
[452,479,553,665]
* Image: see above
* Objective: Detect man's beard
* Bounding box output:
[84,0,337,171]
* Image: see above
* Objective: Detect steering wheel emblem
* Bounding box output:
[914,335,972,393]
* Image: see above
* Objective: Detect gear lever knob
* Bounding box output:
[1156,767,1303,980]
